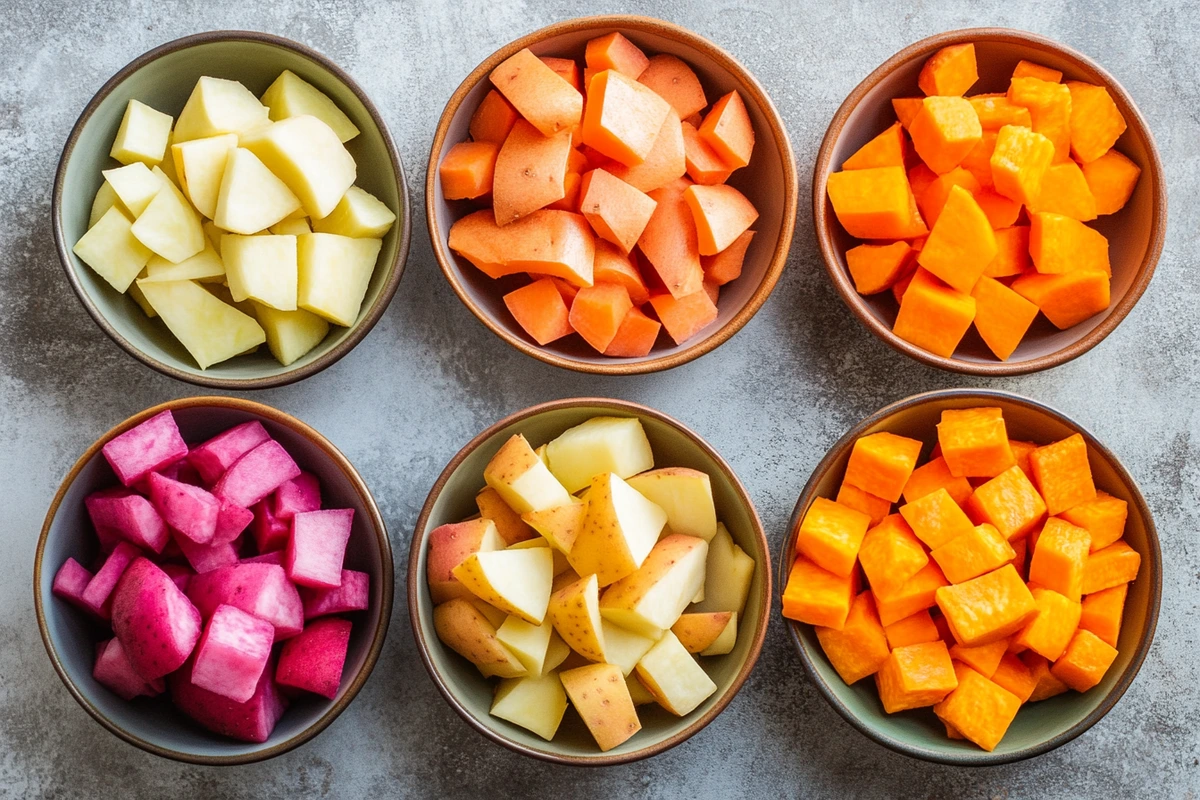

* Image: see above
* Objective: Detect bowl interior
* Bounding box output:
[822,34,1160,368]
[58,35,405,384]
[413,403,768,760]
[38,403,389,761]
[431,20,789,368]
[784,392,1158,763]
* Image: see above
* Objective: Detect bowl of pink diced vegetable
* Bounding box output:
[33,397,393,764]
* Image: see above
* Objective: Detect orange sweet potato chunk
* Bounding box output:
[1029,161,1097,221]
[884,610,941,649]
[1013,585,1082,661]
[638,54,707,119]
[935,564,1037,646]
[1050,628,1118,692]
[604,306,661,357]
[702,229,754,286]
[1065,81,1127,163]
[698,91,755,169]
[917,168,981,228]
[960,132,998,189]
[1029,517,1092,601]
[490,48,583,137]
[681,121,733,185]
[1009,537,1029,581]
[876,641,958,713]
[579,168,657,253]
[1029,212,1110,276]
[585,32,650,80]
[569,283,632,353]
[844,432,924,503]
[1008,77,1072,162]
[974,189,1022,230]
[796,497,871,577]
[843,122,908,170]
[582,70,672,167]
[1009,439,1037,477]
[448,209,595,285]
[950,637,1009,677]
[782,556,857,629]
[893,268,976,358]
[1011,270,1111,329]
[1013,60,1062,83]
[1029,433,1096,516]
[503,278,574,346]
[639,177,703,298]
[917,185,997,293]
[909,96,983,174]
[874,562,948,628]
[816,591,892,684]
[983,225,1032,279]
[492,120,572,225]
[970,276,1040,361]
[1082,540,1141,595]
[904,456,973,507]
[592,240,649,305]
[966,465,1047,541]
[648,288,719,345]
[893,97,924,130]
[990,124,1055,205]
[683,184,759,255]
[846,241,914,296]
[539,57,582,92]
[968,94,1033,131]
[1060,491,1128,552]
[908,162,939,198]
[991,652,1038,703]
[469,89,520,145]
[1079,583,1127,648]
[858,514,929,598]
[933,665,1021,751]
[439,141,499,200]
[918,44,978,97]
[1022,651,1070,701]
[836,482,892,526]
[1080,150,1140,215]
[607,109,688,194]
[932,523,1016,584]
[938,408,1015,479]
[827,166,927,240]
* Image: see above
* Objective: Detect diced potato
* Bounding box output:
[130,173,205,263]
[690,523,755,617]
[311,186,396,238]
[136,279,266,369]
[221,234,298,310]
[126,274,157,318]
[490,672,568,741]
[241,116,356,219]
[260,69,360,143]
[296,232,381,326]
[110,99,173,166]
[269,217,311,236]
[141,241,225,283]
[72,206,152,292]
[699,612,737,656]
[89,181,129,228]
[213,148,302,235]
[252,303,329,366]
[171,133,238,219]
[173,76,269,142]
[202,220,226,252]
[626,467,718,541]
[600,620,657,676]
[545,416,655,494]
[634,630,717,716]
[102,162,163,217]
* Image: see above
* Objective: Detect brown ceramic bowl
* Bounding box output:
[779,388,1160,765]
[814,28,1166,375]
[34,397,394,764]
[408,398,771,764]
[426,16,797,375]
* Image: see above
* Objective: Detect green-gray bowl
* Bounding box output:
[52,31,411,389]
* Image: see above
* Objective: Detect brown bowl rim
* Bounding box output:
[407,397,772,765]
[425,14,798,375]
[777,387,1162,765]
[32,396,395,765]
[51,30,413,390]
[813,27,1168,376]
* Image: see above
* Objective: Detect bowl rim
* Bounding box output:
[32,395,395,765]
[51,29,413,390]
[812,26,1168,376]
[777,387,1162,766]
[425,14,798,376]
[407,396,772,765]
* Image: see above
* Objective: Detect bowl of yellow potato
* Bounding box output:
[407,398,771,764]
[53,31,411,389]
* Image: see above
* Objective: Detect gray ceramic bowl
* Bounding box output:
[34,397,394,764]
[53,31,411,389]
[408,398,771,764]
[780,388,1161,765]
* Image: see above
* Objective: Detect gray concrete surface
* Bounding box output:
[1,0,1197,796]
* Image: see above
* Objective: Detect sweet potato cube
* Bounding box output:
[1022,652,1070,701]
[585,32,650,80]
[827,166,926,240]
[1060,491,1128,552]
[935,564,1037,646]
[966,465,1048,541]
[917,167,981,228]
[637,54,707,119]
[844,432,923,503]
[439,141,498,200]
[909,96,982,174]
[892,268,976,358]
[782,556,857,629]
[648,288,718,345]
[891,267,918,305]
[698,91,755,169]
[1029,161,1097,221]
[815,591,891,684]
[900,487,976,550]
[933,665,1021,751]
[959,131,997,189]
[604,306,661,357]
[857,514,929,598]
[702,229,753,286]
[1013,60,1062,83]
[874,562,948,628]
[835,482,891,526]
[539,56,581,91]
[1082,540,1141,595]
[607,109,688,193]
[916,185,996,293]
[908,162,938,198]
[639,177,703,298]
[1080,150,1140,215]
[579,168,657,253]
[582,70,672,167]
[447,209,595,285]
[683,184,758,255]
[876,641,958,713]
[983,225,1031,279]
[1079,583,1127,648]
[795,497,871,577]
[991,652,1038,702]
[592,241,649,305]
[1029,211,1110,276]
[1029,433,1096,515]
[970,277,1039,361]
[949,637,1009,677]
[903,457,973,507]
[1009,439,1037,477]
[843,122,907,170]
[937,407,1015,479]
[681,120,734,185]
[1008,77,1072,162]
[893,97,924,130]
[1030,517,1092,601]
[1065,81,1127,163]
[1013,585,1082,661]
[918,44,978,97]
[932,523,1017,584]
[490,48,583,137]
[1008,537,1029,581]
[492,120,573,225]
[1051,628,1118,692]
[503,278,573,346]
[974,189,1022,230]
[569,283,633,353]
[1011,269,1111,329]
[990,124,1055,205]
[968,94,1033,130]
[884,610,940,649]
[469,90,520,145]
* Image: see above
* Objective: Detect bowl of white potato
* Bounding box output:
[53,31,411,389]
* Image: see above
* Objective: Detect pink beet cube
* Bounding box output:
[187,563,303,640]
[250,500,290,553]
[170,655,287,743]
[272,471,321,520]
[242,550,285,566]
[85,488,168,553]
[213,498,254,545]
[148,472,220,544]
[276,618,352,699]
[187,421,271,485]
[212,440,300,509]
[112,558,202,680]
[102,410,188,487]
[190,604,276,703]
[302,570,370,619]
[93,638,165,701]
[81,542,140,619]
[52,558,97,615]
[175,532,240,574]
[285,509,353,589]
[160,562,194,593]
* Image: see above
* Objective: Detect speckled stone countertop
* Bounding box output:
[1,0,1196,796]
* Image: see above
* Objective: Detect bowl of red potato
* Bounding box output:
[779,389,1160,764]
[815,29,1166,375]
[427,15,797,374]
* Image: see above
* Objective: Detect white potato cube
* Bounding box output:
[171,133,237,219]
[496,616,554,678]
[213,148,302,235]
[241,116,356,219]
[130,174,205,263]
[600,620,657,676]
[136,278,266,369]
[546,417,655,494]
[490,673,567,742]
[173,76,269,143]
[311,186,396,238]
[126,275,157,318]
[252,303,329,366]
[260,69,360,143]
[634,630,717,716]
[296,232,381,326]
[142,241,225,283]
[89,181,128,228]
[102,162,162,217]
[269,217,311,236]
[72,206,152,292]
[110,99,173,166]
[221,234,297,310]
[626,468,718,542]
[690,523,755,617]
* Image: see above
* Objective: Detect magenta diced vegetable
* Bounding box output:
[160,562,194,594]
[187,421,271,485]
[286,509,353,589]
[250,500,290,553]
[85,488,168,553]
[213,440,301,509]
[187,563,303,640]
[52,557,96,614]
[148,472,220,545]
[81,541,140,619]
[241,551,285,566]
[93,638,165,701]
[302,570,370,619]
[276,618,352,699]
[175,533,240,574]
[101,410,188,487]
[170,655,288,743]
[190,604,276,703]
[272,471,321,520]
[111,558,202,680]
[212,498,254,545]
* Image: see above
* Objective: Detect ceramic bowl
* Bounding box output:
[426,15,797,375]
[780,388,1160,765]
[52,31,412,389]
[814,28,1166,375]
[34,397,394,764]
[409,398,771,764]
